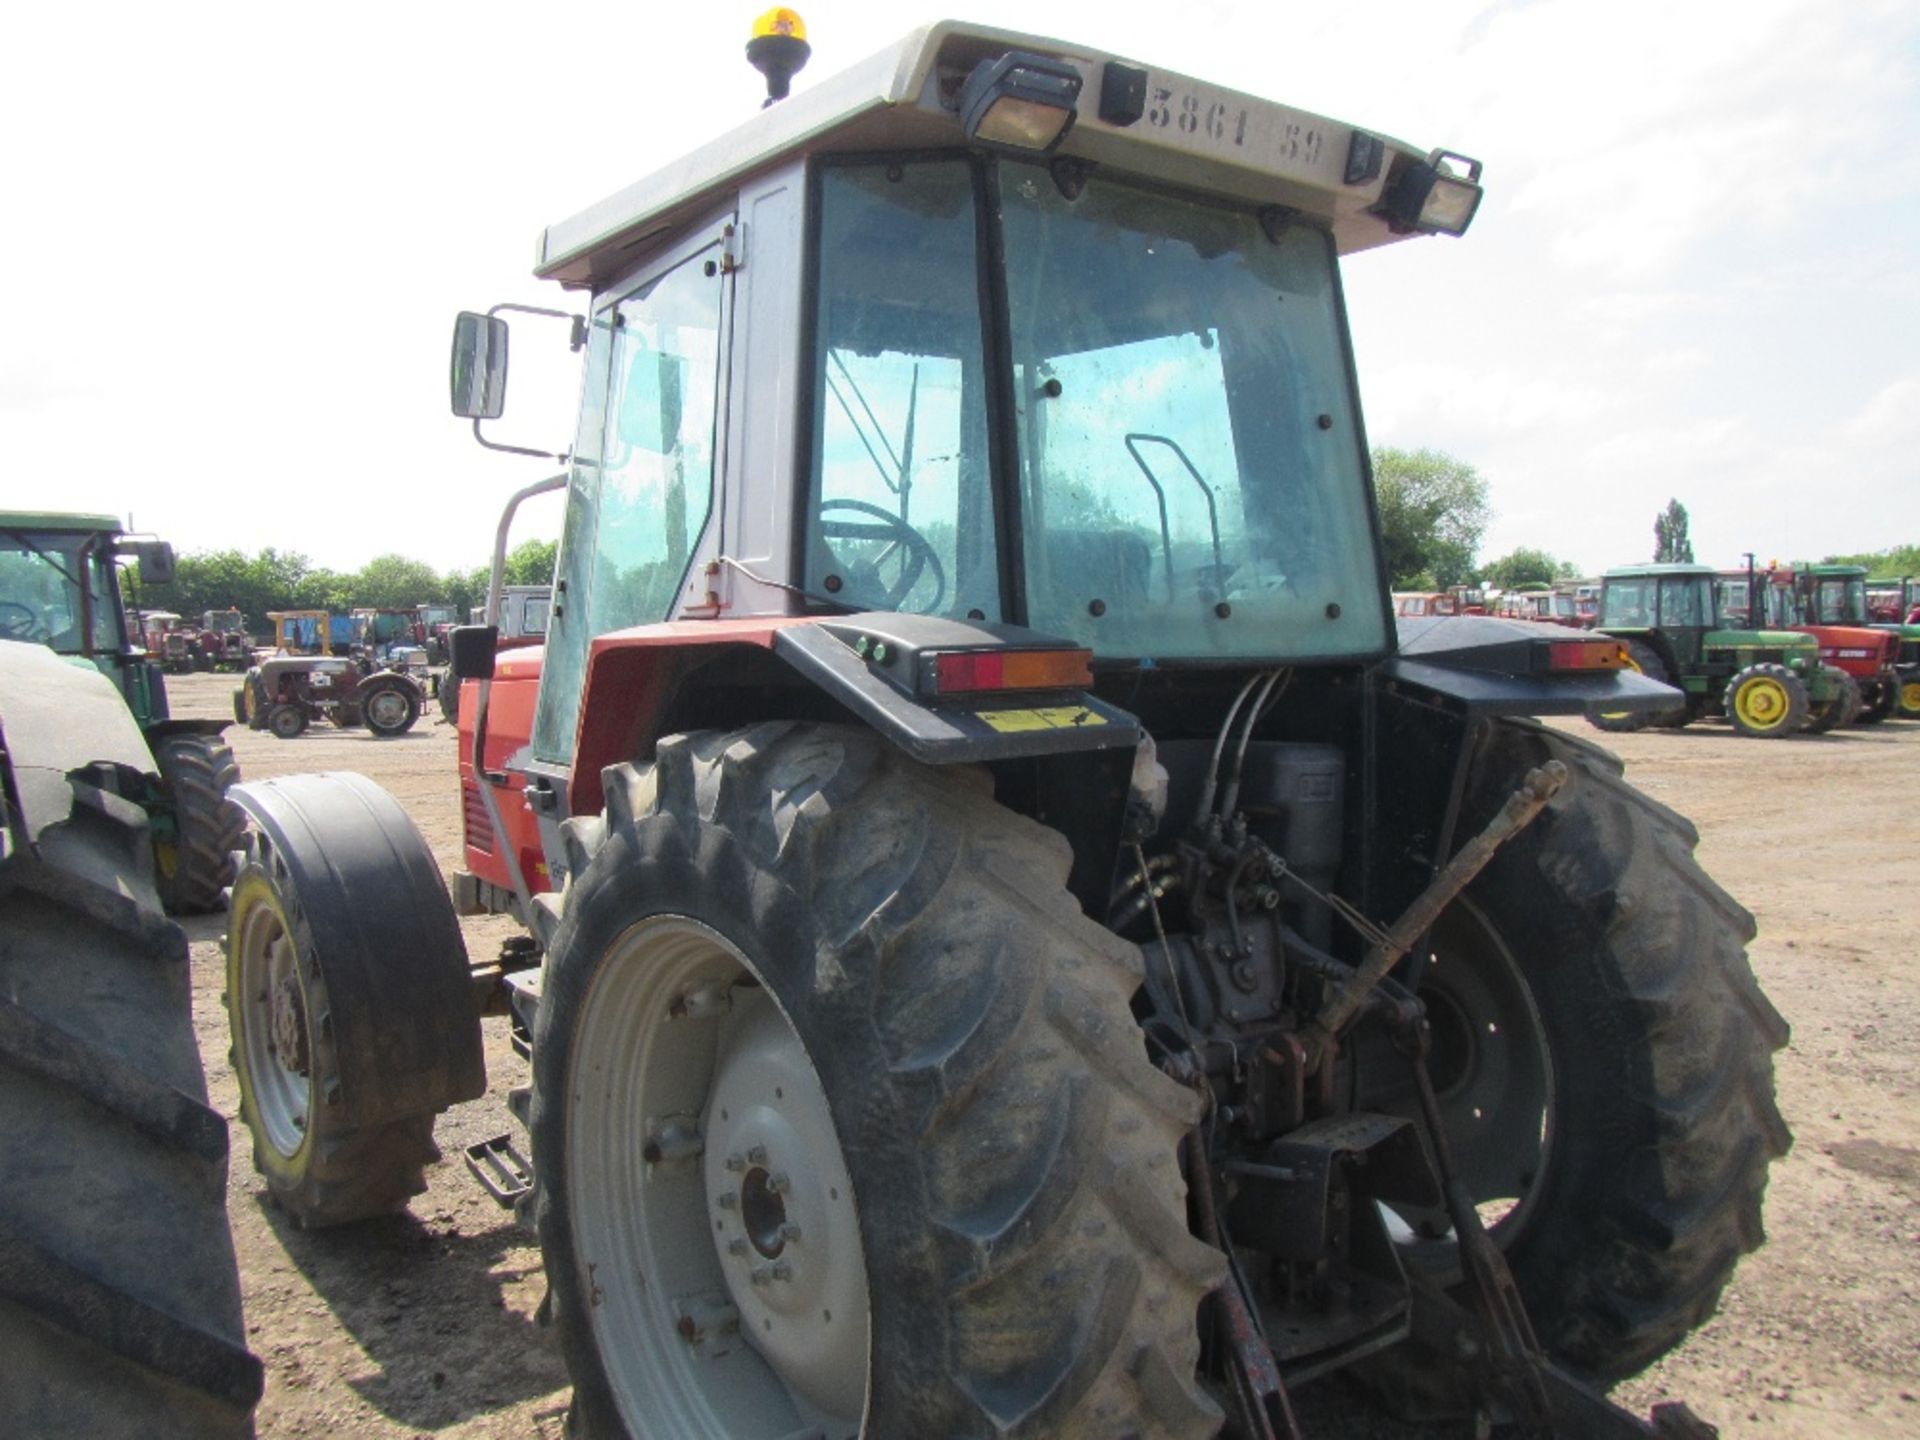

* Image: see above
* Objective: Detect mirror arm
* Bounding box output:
[470,416,571,462]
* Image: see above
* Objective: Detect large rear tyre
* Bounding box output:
[1370,721,1790,1380]
[225,772,484,1227]
[1726,663,1808,738]
[532,723,1225,1440]
[151,733,245,915]
[359,679,420,738]
[0,773,262,1438]
[1586,640,1678,732]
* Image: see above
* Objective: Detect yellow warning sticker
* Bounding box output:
[978,706,1107,734]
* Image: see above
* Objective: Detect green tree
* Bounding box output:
[1372,447,1491,588]
[1480,547,1574,590]
[504,538,559,587]
[350,554,442,610]
[1653,499,1694,563]
[1823,544,1920,576]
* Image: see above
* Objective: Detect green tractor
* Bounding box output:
[1854,569,1920,718]
[0,512,245,911]
[1589,561,1853,737]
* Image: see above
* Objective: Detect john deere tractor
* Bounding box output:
[1590,561,1854,737]
[0,512,245,911]
[222,19,1786,1438]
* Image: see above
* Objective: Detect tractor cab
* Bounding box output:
[0,510,176,719]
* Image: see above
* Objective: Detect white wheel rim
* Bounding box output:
[235,892,312,1157]
[567,915,869,1438]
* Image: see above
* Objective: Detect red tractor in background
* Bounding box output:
[1751,564,1902,724]
[194,607,252,670]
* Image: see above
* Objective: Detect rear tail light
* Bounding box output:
[1543,639,1627,672]
[930,647,1092,695]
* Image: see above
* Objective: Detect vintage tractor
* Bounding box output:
[0,511,245,912]
[1752,564,1904,725]
[223,20,1787,1438]
[235,654,427,738]
[1591,561,1854,736]
[195,607,252,670]
[142,608,196,672]
[0,641,261,1437]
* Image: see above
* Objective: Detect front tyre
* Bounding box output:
[1726,663,1808,738]
[151,733,245,915]
[1803,667,1859,734]
[532,723,1225,1440]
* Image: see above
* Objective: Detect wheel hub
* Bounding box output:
[702,998,867,1420]
[366,690,408,727]
[272,969,310,1076]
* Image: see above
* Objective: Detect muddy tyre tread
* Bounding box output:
[0,786,261,1439]
[1470,719,1790,1380]
[152,733,245,915]
[535,723,1224,1440]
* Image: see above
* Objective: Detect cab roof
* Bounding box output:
[1,511,124,537]
[1603,563,1716,580]
[538,20,1440,289]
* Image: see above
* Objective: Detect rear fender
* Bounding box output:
[567,617,1143,818]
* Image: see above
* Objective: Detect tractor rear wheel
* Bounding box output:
[360,679,420,738]
[267,702,307,739]
[0,771,262,1438]
[1804,668,1860,734]
[531,723,1225,1440]
[1587,639,1679,732]
[150,734,245,915]
[1368,720,1790,1381]
[1726,663,1808,738]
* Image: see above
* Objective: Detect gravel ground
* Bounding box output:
[162,671,1920,1438]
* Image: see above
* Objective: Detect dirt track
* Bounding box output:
[165,672,1920,1438]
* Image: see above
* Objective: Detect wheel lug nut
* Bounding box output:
[749,1265,774,1286]
[725,1152,746,1173]
[727,1238,749,1256]
[767,1171,791,1195]
[716,1192,738,1210]
[746,1144,768,1166]
[771,1261,792,1282]
[779,1222,802,1242]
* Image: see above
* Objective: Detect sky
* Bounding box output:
[3,0,1915,578]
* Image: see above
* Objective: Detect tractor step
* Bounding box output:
[463,1132,533,1207]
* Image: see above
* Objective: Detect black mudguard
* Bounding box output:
[230,772,485,1128]
[1391,615,1681,717]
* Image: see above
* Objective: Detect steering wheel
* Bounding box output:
[0,600,43,641]
[817,498,947,612]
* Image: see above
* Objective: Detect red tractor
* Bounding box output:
[1756,564,1901,724]
[218,21,1785,1439]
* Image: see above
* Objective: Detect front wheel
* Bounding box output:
[1896,670,1920,719]
[1802,667,1859,734]
[151,733,245,915]
[267,703,308,739]
[1726,663,1808,738]
[531,724,1224,1439]
[1368,721,1791,1379]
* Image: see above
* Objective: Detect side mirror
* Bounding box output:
[449,624,499,681]
[131,541,176,586]
[450,312,510,420]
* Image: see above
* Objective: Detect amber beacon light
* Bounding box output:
[747,8,811,106]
